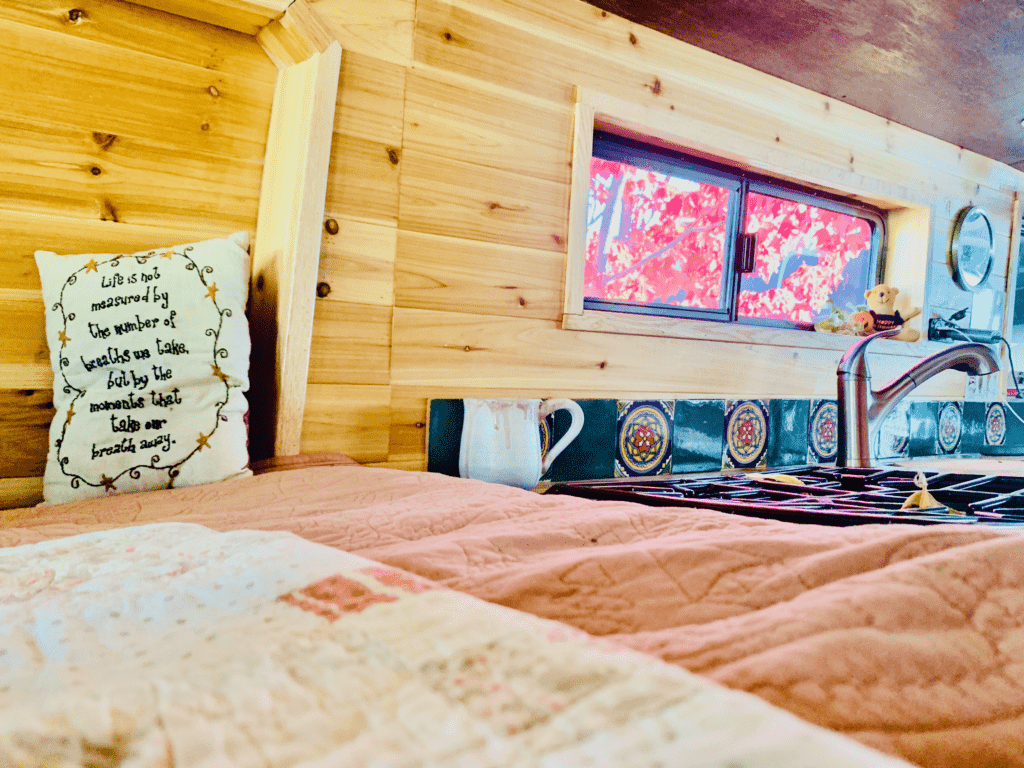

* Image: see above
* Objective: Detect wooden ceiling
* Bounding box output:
[582,0,1024,169]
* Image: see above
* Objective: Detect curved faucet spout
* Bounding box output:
[836,329,1000,467]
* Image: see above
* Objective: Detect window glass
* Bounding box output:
[584,156,731,311]
[738,192,875,325]
[581,132,883,330]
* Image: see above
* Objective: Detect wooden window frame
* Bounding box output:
[585,130,887,329]
[563,87,933,356]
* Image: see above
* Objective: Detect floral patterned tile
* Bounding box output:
[985,402,1007,447]
[723,399,769,470]
[806,399,838,464]
[615,400,674,477]
[936,401,963,454]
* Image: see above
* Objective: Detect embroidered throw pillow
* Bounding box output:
[35,233,252,503]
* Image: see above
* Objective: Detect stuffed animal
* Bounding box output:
[863,284,921,341]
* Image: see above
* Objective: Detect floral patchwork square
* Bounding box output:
[723,399,769,470]
[615,400,674,477]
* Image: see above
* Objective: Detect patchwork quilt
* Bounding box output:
[0,523,906,767]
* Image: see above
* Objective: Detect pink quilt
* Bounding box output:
[4,464,1024,767]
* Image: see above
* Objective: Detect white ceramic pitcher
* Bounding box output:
[459,398,585,489]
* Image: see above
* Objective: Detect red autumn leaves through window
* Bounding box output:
[585,157,729,309]
[585,158,874,323]
[739,192,872,323]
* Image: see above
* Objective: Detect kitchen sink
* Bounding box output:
[544,466,1024,527]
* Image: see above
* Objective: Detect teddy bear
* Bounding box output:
[864,283,921,341]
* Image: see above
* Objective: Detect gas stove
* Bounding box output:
[544,467,1024,527]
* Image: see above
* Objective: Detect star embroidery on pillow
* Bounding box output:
[160,249,176,260]
[84,259,98,273]
[210,364,229,383]
[206,283,218,301]
[58,329,70,348]
[196,433,210,451]
[99,474,116,492]
[65,404,75,425]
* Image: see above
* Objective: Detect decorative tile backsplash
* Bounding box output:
[428,397,1024,483]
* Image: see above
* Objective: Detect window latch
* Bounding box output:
[737,233,757,274]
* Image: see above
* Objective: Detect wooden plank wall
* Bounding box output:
[0,0,277,507]
[304,0,1024,471]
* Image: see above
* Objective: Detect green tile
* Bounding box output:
[543,400,616,482]
[426,399,463,476]
[961,402,985,454]
[982,402,1024,455]
[768,399,809,468]
[672,400,724,473]
[908,401,938,457]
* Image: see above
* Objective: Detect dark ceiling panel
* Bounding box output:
[582,0,1024,167]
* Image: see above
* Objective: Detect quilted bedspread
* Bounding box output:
[4,464,1024,767]
[0,523,906,767]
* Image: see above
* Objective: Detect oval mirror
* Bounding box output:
[950,206,995,291]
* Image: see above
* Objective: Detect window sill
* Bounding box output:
[562,310,944,358]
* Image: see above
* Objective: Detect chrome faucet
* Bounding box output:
[836,328,1000,467]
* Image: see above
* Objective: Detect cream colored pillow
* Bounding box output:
[34,233,252,503]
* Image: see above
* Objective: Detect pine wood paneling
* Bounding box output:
[0,116,263,231]
[0,477,44,511]
[300,383,391,462]
[399,149,568,251]
[403,67,572,184]
[390,306,963,399]
[319,215,397,307]
[0,211,234,292]
[123,0,288,36]
[448,0,1022,194]
[307,302,393,386]
[325,134,402,225]
[382,388,428,470]
[0,18,274,162]
[395,230,564,319]
[0,290,49,373]
[334,51,406,146]
[310,0,415,65]
[0,389,54,479]
[0,0,277,82]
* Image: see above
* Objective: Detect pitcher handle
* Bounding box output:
[539,399,584,474]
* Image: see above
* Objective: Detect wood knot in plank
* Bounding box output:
[518,296,526,306]
[316,282,331,298]
[99,199,119,222]
[90,166,102,176]
[208,85,220,98]
[201,122,210,131]
[598,361,607,369]
[415,422,425,429]
[629,32,637,45]
[651,79,661,95]
[67,8,86,23]
[324,218,339,235]
[440,29,464,44]
[91,132,117,150]
[386,147,400,165]
[487,201,527,212]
